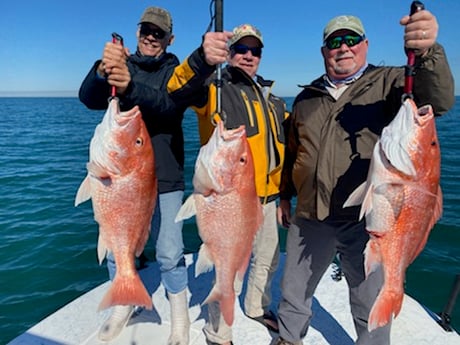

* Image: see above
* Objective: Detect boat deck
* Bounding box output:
[8,253,459,345]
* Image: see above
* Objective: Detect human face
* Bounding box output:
[137,23,174,57]
[321,29,368,81]
[228,36,262,78]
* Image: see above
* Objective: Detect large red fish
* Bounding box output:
[344,98,442,331]
[75,99,157,311]
[176,121,263,326]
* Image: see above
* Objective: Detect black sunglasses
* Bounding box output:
[232,44,262,58]
[140,25,166,40]
[325,34,364,50]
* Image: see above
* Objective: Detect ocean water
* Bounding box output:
[0,97,459,344]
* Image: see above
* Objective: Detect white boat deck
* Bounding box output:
[8,253,459,345]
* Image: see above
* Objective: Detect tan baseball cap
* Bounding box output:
[228,24,264,47]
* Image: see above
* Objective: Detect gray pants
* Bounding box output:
[203,201,280,343]
[277,217,391,345]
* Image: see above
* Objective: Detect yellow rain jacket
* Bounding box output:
[168,62,290,204]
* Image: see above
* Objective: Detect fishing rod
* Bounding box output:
[110,32,124,100]
[402,1,424,101]
[215,0,224,120]
[438,274,460,332]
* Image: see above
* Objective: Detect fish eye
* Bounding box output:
[136,137,144,146]
[239,155,247,164]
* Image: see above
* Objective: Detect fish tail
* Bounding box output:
[202,286,221,306]
[98,273,152,311]
[202,286,235,325]
[220,295,236,326]
[368,290,403,332]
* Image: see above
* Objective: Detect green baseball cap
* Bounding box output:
[323,15,365,41]
[139,7,172,33]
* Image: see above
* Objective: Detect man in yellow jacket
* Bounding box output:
[190,24,290,345]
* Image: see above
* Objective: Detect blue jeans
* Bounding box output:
[106,190,188,294]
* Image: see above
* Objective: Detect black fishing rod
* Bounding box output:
[438,274,460,332]
[214,0,225,122]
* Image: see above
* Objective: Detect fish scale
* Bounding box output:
[75,99,157,311]
[176,121,263,326]
[344,98,442,331]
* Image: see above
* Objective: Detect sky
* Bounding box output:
[1,0,458,97]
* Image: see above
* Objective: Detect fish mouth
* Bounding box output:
[218,122,246,141]
[115,107,141,127]
[415,104,434,125]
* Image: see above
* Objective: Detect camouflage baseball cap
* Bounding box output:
[323,15,365,41]
[139,7,172,33]
[228,24,264,47]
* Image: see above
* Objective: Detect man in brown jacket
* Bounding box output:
[274,9,454,345]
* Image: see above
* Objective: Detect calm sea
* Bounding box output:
[1,97,459,344]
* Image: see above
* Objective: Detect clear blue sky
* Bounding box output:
[1,0,458,97]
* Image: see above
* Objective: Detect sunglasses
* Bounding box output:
[325,34,364,50]
[232,44,262,58]
[140,25,167,40]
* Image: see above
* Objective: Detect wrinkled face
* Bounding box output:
[321,29,368,80]
[228,36,262,78]
[136,23,174,57]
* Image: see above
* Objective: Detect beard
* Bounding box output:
[333,59,357,76]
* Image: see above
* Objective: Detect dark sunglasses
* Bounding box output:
[325,34,364,50]
[140,25,166,40]
[232,44,262,58]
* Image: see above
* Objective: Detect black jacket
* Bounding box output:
[79,48,214,193]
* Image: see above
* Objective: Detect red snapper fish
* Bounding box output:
[176,121,263,326]
[344,98,442,331]
[75,99,157,311]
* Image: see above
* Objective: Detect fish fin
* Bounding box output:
[175,195,196,222]
[368,289,403,332]
[97,234,108,265]
[343,182,368,208]
[364,239,382,277]
[380,101,416,176]
[86,161,113,179]
[366,183,404,234]
[202,286,235,326]
[202,286,221,306]
[221,295,236,326]
[428,186,443,230]
[74,175,92,206]
[195,244,214,277]
[409,186,443,263]
[98,272,153,311]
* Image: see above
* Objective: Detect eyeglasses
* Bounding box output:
[140,25,167,40]
[324,34,364,50]
[231,44,262,58]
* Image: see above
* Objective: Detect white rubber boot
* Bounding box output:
[167,289,191,345]
[98,305,134,342]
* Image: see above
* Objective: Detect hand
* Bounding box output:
[277,199,292,229]
[97,42,131,94]
[106,63,131,94]
[202,31,234,66]
[400,9,438,56]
